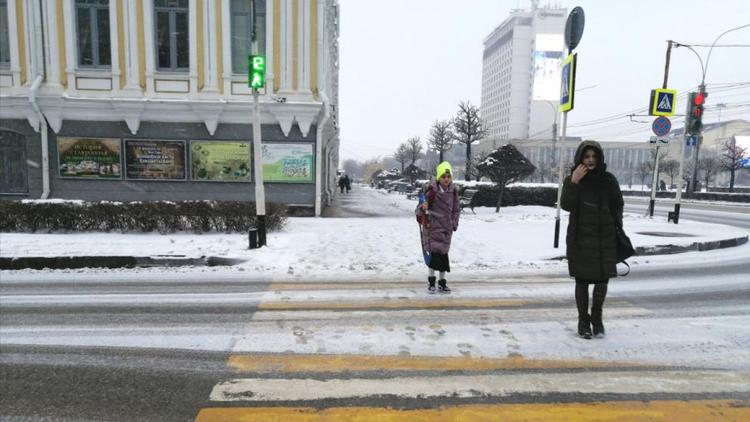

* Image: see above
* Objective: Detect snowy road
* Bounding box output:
[2,263,750,420]
[2,187,750,420]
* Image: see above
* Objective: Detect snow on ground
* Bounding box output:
[0,186,748,281]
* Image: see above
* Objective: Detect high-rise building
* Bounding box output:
[0,0,340,216]
[480,2,566,152]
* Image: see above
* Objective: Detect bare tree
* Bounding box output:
[453,101,488,181]
[720,138,748,192]
[681,160,695,193]
[699,152,722,191]
[363,157,388,184]
[636,161,651,191]
[393,143,409,174]
[427,120,454,163]
[342,159,363,180]
[406,136,423,165]
[465,152,485,182]
[660,159,680,188]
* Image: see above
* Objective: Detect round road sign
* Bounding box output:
[564,7,585,51]
[652,116,672,137]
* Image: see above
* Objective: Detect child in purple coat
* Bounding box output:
[419,161,460,293]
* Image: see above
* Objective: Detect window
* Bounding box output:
[0,129,28,193]
[231,0,265,74]
[76,0,111,67]
[155,0,189,72]
[0,0,11,67]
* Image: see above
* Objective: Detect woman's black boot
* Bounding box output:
[591,283,608,338]
[575,282,592,339]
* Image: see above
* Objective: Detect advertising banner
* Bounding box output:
[57,137,122,179]
[262,143,314,182]
[532,34,564,101]
[124,140,186,180]
[190,141,251,181]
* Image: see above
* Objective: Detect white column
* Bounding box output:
[221,0,231,96]
[62,0,77,92]
[41,0,61,87]
[24,0,40,79]
[142,0,155,95]
[109,0,120,93]
[299,0,309,92]
[202,0,218,93]
[188,0,198,96]
[278,0,292,92]
[123,0,142,94]
[6,0,22,87]
[265,0,274,94]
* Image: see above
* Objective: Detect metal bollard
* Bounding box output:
[248,228,258,249]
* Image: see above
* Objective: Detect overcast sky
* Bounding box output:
[337,0,750,162]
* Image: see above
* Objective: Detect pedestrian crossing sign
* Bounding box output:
[649,88,677,116]
[559,53,577,112]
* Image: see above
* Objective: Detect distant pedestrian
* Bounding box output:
[416,161,460,294]
[338,175,347,194]
[660,179,666,191]
[561,141,624,340]
[345,175,352,193]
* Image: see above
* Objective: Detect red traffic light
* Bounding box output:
[694,93,706,105]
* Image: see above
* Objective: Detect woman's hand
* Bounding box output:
[571,164,588,184]
[421,202,428,210]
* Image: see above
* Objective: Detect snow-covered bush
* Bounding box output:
[0,201,287,233]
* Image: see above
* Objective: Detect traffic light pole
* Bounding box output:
[689,84,706,196]
[670,96,692,224]
[253,87,267,247]
[648,145,661,217]
[250,40,267,248]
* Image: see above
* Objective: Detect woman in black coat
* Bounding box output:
[561,140,624,339]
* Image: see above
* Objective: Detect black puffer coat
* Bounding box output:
[561,141,624,281]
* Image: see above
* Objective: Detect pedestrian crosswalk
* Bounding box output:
[194,281,750,421]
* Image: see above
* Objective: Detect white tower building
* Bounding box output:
[480,2,566,152]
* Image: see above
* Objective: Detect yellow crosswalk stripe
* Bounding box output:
[195,400,750,421]
[227,353,640,374]
[257,298,528,310]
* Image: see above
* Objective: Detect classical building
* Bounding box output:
[0,0,340,216]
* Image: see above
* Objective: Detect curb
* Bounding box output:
[636,235,748,256]
[549,235,748,261]
[0,255,246,271]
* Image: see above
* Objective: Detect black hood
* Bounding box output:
[574,140,605,165]
[572,140,607,174]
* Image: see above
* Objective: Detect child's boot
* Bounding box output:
[427,276,436,294]
[438,279,451,294]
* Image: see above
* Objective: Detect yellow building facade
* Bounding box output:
[0,0,340,215]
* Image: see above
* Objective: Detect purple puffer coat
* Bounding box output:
[422,180,460,254]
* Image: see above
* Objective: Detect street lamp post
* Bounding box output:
[670,24,749,221]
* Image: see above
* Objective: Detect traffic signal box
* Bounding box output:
[249,55,266,90]
[686,91,707,135]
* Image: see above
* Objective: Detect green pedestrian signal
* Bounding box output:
[248,55,265,89]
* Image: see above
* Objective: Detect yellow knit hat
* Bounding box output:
[435,161,453,181]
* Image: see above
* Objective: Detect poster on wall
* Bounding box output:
[190,141,251,182]
[57,137,122,179]
[124,140,186,180]
[262,143,314,182]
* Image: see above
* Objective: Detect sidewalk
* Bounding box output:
[1,186,748,275]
